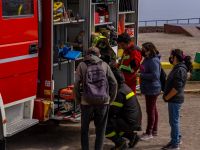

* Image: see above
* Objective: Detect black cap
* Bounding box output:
[117,32,131,44]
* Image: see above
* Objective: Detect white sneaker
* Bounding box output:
[140,133,153,141]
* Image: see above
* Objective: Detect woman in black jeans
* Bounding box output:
[162,49,192,150]
[138,42,161,140]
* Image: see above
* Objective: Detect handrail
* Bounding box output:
[139,17,200,27]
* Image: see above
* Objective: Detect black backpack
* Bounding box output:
[83,61,109,105]
[160,67,167,92]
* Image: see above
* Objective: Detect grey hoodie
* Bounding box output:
[74,55,118,105]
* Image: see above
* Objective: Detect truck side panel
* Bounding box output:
[0,0,39,104]
[0,57,38,104]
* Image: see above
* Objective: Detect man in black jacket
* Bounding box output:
[105,68,142,150]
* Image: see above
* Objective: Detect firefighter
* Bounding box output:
[106,68,142,150]
[118,33,142,93]
[97,38,116,65]
[93,34,117,69]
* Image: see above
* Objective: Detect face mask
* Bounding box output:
[169,56,174,64]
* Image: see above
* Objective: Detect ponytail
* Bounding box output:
[184,55,193,73]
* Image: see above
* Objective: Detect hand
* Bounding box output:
[163,95,169,102]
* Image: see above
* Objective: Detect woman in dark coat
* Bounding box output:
[138,42,161,140]
[162,49,192,150]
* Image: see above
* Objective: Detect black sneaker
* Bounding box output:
[111,141,128,150]
[162,142,180,150]
[128,134,140,148]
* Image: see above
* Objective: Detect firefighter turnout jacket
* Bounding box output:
[109,83,142,131]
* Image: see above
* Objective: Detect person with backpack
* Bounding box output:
[137,42,161,140]
[118,33,142,93]
[105,67,142,150]
[74,47,118,150]
[162,49,192,150]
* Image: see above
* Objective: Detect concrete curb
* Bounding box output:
[136,89,200,95]
[184,89,200,93]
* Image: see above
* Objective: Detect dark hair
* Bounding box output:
[171,49,193,72]
[117,32,131,44]
[142,42,159,58]
[111,67,125,85]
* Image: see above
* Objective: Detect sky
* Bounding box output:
[139,0,200,21]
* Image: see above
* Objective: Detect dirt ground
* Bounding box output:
[138,33,200,61]
[7,94,200,150]
[5,33,200,150]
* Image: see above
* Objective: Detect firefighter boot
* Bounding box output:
[110,137,128,150]
[0,138,6,150]
[123,132,140,148]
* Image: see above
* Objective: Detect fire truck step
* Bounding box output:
[6,119,39,137]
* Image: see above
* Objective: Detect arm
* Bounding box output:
[164,88,178,101]
[107,65,118,103]
[164,69,186,101]
[109,93,124,117]
[130,50,142,72]
[74,63,83,104]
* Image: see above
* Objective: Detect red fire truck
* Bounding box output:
[0,0,40,137]
[0,0,139,137]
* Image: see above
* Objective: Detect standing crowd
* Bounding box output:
[74,32,193,150]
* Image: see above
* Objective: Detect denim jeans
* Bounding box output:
[81,105,109,150]
[168,102,182,145]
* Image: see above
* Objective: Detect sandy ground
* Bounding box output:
[5,33,200,150]
[138,33,200,61]
[7,94,200,150]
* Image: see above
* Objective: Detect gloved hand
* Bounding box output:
[162,95,168,102]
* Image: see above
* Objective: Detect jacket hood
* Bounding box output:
[174,62,187,71]
[144,55,160,62]
[84,54,103,64]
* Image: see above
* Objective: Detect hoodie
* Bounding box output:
[164,63,188,103]
[74,55,118,105]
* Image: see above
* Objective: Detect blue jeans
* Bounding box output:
[168,102,182,145]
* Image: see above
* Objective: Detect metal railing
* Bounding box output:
[139,18,200,27]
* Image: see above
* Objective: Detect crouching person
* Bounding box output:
[106,68,142,150]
